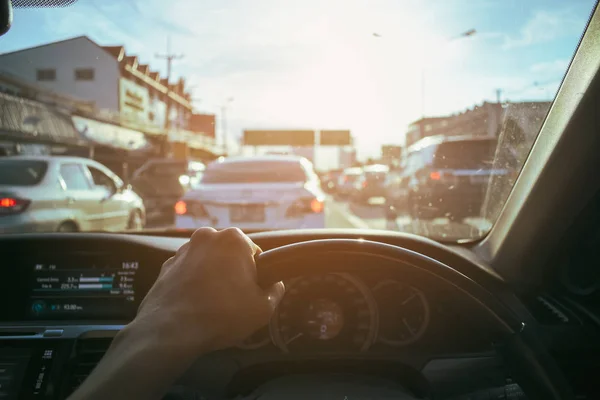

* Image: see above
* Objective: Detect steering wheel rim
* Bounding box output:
[255,239,575,400]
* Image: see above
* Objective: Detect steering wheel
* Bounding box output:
[245,239,575,400]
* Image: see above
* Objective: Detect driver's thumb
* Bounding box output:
[264,281,285,312]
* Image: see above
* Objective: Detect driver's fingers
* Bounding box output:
[264,281,285,311]
[219,227,261,257]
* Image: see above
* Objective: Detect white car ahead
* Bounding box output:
[174,155,326,230]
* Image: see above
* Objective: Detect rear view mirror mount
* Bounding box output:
[0,0,12,37]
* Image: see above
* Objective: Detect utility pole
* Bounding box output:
[221,97,234,155]
[156,37,184,131]
[496,88,503,104]
[221,104,227,154]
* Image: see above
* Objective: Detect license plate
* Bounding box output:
[230,204,265,223]
[469,175,490,184]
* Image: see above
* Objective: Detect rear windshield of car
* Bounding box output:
[201,161,308,184]
[0,160,48,186]
[433,139,498,169]
[364,172,387,180]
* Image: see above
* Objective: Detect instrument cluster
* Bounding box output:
[237,272,431,353]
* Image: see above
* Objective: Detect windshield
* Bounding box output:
[0,0,594,240]
[201,160,309,184]
[0,160,48,186]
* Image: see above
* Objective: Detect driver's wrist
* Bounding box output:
[118,311,216,360]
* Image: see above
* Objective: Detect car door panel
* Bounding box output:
[58,163,103,231]
[85,165,130,231]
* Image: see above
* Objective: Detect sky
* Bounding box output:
[0,0,595,161]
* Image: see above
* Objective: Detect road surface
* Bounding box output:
[325,195,491,241]
[147,195,492,241]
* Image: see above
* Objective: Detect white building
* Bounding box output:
[0,35,193,133]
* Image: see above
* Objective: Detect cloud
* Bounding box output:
[530,59,569,74]
[502,9,584,50]
[7,0,589,159]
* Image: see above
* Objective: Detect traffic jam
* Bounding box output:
[1,132,510,239]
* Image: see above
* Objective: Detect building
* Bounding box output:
[0,91,88,157]
[405,116,452,148]
[0,36,193,134]
[189,114,216,139]
[405,101,551,148]
[381,144,403,167]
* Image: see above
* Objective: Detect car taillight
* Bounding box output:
[309,198,324,213]
[175,200,209,218]
[428,171,456,184]
[286,197,324,218]
[174,200,188,215]
[429,171,441,181]
[0,197,30,215]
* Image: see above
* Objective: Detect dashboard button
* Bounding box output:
[42,329,64,338]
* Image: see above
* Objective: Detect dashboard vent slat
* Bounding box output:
[66,338,113,395]
[525,296,578,325]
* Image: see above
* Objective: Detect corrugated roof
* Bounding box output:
[0,92,83,145]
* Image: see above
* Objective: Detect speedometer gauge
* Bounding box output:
[270,273,378,353]
[373,280,430,346]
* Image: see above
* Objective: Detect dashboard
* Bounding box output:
[0,231,524,399]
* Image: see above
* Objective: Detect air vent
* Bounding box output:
[66,338,113,395]
[526,296,577,325]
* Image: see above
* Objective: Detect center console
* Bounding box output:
[0,251,161,399]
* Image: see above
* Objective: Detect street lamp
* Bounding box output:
[221,97,234,155]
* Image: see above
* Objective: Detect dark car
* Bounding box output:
[130,158,205,226]
[336,167,363,197]
[321,169,343,193]
[403,135,511,220]
[383,167,406,215]
[351,164,389,204]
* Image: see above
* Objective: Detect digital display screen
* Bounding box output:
[28,258,140,320]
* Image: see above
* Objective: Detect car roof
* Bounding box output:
[342,167,363,174]
[407,134,497,153]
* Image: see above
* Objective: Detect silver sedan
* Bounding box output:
[0,156,145,233]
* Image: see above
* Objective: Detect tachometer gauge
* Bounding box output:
[373,280,430,346]
[270,273,378,353]
[236,326,271,350]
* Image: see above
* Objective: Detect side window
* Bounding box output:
[36,68,56,81]
[59,164,90,190]
[87,166,116,191]
[405,154,416,174]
